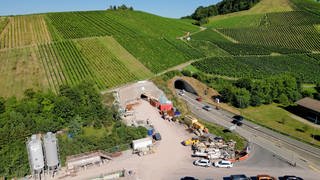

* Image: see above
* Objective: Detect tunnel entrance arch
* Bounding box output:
[174,79,198,95]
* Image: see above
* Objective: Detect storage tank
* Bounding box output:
[43,132,59,168]
[27,134,45,172]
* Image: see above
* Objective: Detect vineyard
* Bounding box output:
[0,4,320,97]
[0,47,49,97]
[37,37,151,92]
[0,15,51,49]
[0,10,202,97]
[261,11,320,27]
[187,40,230,57]
[46,10,198,40]
[116,36,203,73]
[219,25,320,51]
[207,14,263,28]
[291,0,320,16]
[191,29,231,43]
[192,55,320,83]
[0,17,8,32]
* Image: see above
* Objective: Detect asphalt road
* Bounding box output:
[178,91,320,173]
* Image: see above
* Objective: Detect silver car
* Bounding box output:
[193,159,211,167]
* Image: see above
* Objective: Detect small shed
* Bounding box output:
[295,97,320,124]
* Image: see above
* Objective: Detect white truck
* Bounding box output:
[132,137,153,152]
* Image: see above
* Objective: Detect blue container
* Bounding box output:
[147,128,154,136]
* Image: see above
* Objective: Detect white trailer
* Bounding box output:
[132,137,153,150]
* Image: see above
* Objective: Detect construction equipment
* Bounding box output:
[192,122,205,131]
[193,149,221,159]
[183,137,200,146]
[184,115,198,126]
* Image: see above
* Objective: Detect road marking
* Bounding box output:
[309,164,320,173]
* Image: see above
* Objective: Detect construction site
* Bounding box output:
[23,80,319,180]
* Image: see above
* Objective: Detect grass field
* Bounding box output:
[0,15,51,49]
[241,103,320,147]
[207,0,293,25]
[0,47,49,98]
[249,0,293,13]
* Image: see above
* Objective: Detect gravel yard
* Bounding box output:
[62,82,319,180]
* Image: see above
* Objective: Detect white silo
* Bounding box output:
[27,134,45,175]
[43,132,59,171]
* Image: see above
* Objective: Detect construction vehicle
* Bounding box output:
[183,137,200,146]
[184,115,198,126]
[192,122,204,131]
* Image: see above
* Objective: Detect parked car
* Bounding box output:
[153,133,161,141]
[214,160,233,168]
[232,115,244,126]
[257,174,276,180]
[181,177,199,180]
[230,174,250,180]
[283,175,304,180]
[178,90,185,96]
[193,159,211,167]
[202,105,212,111]
[196,97,202,102]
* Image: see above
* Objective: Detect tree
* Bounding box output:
[234,78,253,90]
[181,70,193,77]
[250,95,262,106]
[316,83,320,93]
[68,115,83,136]
[220,86,235,103]
[232,88,251,108]
[278,93,289,106]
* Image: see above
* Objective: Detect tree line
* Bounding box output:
[0,82,146,178]
[107,4,134,11]
[184,0,260,25]
[181,70,304,108]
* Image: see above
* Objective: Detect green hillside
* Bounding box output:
[0,0,320,98]
[186,0,320,83]
[0,10,200,97]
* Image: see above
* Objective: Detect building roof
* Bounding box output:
[296,97,320,113]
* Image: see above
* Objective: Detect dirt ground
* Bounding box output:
[64,100,194,180]
[58,100,319,180]
[50,81,319,180]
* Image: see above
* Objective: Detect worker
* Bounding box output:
[147,118,150,125]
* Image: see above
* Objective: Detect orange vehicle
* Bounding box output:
[257,175,276,180]
[196,97,202,102]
